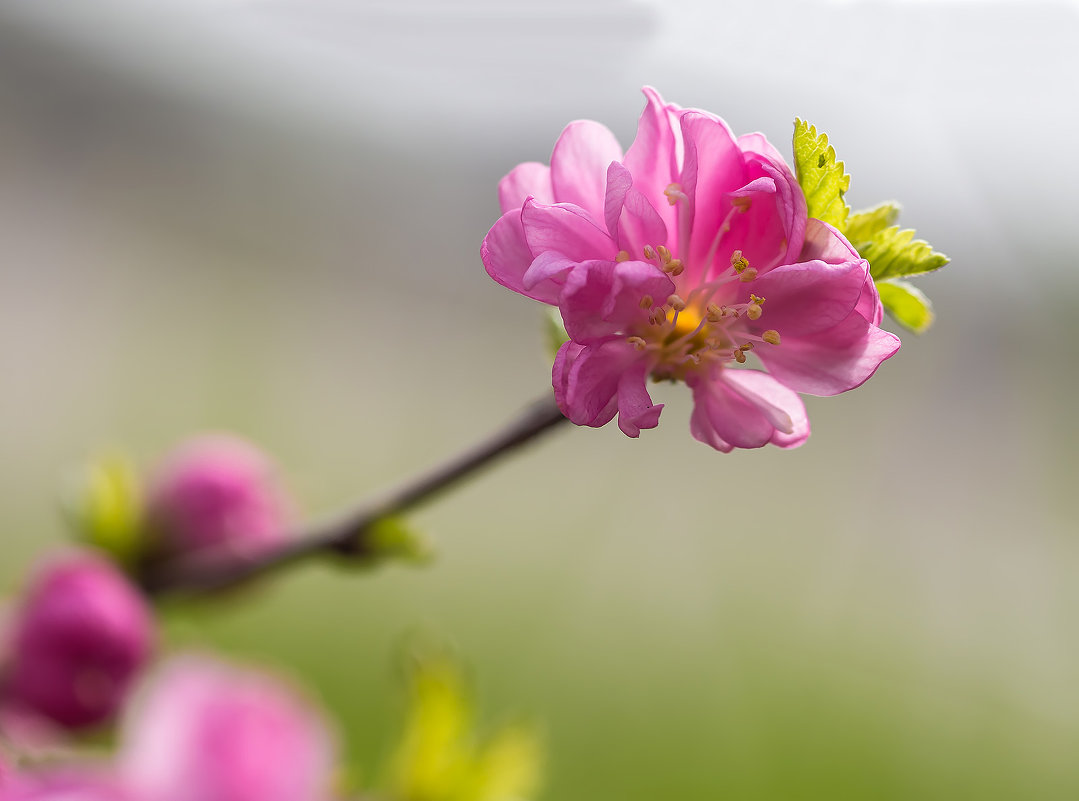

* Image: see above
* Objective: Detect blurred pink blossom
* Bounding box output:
[145,436,292,566]
[1,551,153,730]
[1,767,137,801]
[118,656,335,801]
[482,88,900,451]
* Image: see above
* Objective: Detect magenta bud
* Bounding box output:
[119,656,335,801]
[2,551,154,730]
[145,436,292,566]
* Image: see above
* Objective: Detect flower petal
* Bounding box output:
[499,162,553,214]
[481,209,561,304]
[722,370,809,449]
[755,310,901,396]
[741,136,807,266]
[559,259,674,343]
[800,218,885,326]
[749,257,868,337]
[550,120,624,221]
[616,358,663,437]
[603,162,668,256]
[688,370,775,451]
[622,87,683,236]
[680,112,745,269]
[521,199,617,261]
[558,338,652,429]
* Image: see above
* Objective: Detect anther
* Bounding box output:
[627,336,647,351]
[746,302,762,320]
[643,245,658,261]
[650,309,667,325]
[740,342,755,352]
[705,304,723,323]
[666,259,684,276]
[732,196,752,212]
[762,329,782,345]
[688,352,702,365]
[616,250,631,263]
[657,245,672,264]
[739,267,758,282]
[734,350,747,364]
[664,183,686,205]
[730,250,750,273]
[667,294,686,312]
[639,295,654,309]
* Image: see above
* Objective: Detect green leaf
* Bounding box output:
[543,308,569,359]
[368,515,433,565]
[845,202,901,245]
[793,119,851,229]
[876,279,935,333]
[66,454,145,568]
[860,225,950,281]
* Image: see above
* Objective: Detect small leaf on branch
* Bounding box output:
[859,225,950,281]
[544,308,570,358]
[66,453,145,568]
[845,202,901,244]
[793,119,851,229]
[368,516,432,565]
[876,279,935,334]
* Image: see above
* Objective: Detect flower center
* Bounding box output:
[624,248,781,382]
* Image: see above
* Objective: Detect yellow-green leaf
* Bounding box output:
[793,119,850,229]
[368,515,433,565]
[877,279,934,333]
[67,454,144,568]
[544,308,569,359]
[861,225,950,280]
[845,202,901,245]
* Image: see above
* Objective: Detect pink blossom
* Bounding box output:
[482,88,900,451]
[118,656,335,801]
[145,436,292,566]
[1,551,153,730]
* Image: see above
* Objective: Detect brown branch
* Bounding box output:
[139,393,569,598]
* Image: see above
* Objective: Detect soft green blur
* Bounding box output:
[2,1,1078,799]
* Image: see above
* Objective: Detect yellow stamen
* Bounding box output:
[739,267,758,282]
[657,245,672,263]
[746,302,763,320]
[616,250,630,262]
[627,336,647,350]
[734,349,747,364]
[639,295,654,309]
[732,196,752,211]
[667,294,686,312]
[705,304,723,323]
[730,250,749,273]
[762,329,781,345]
[663,183,685,205]
[643,245,658,261]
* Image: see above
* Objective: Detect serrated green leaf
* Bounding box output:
[793,119,851,229]
[861,225,950,280]
[846,202,901,245]
[877,279,934,333]
[543,308,569,359]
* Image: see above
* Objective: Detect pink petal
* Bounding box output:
[800,219,884,326]
[550,120,624,221]
[680,112,745,269]
[756,311,901,396]
[521,199,616,261]
[559,338,651,428]
[616,359,663,437]
[722,370,809,449]
[604,162,668,256]
[622,87,683,237]
[499,162,553,214]
[687,370,778,451]
[481,209,561,305]
[522,251,576,293]
[742,139,807,266]
[749,258,868,337]
[559,259,674,343]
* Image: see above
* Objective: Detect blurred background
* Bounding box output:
[2,0,1078,798]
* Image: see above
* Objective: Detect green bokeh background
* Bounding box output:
[2,1,1078,798]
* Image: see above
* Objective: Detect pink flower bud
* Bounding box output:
[119,656,335,801]
[1,551,154,730]
[145,436,292,566]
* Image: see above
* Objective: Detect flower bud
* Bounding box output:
[2,551,154,730]
[119,656,334,801]
[144,436,292,567]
